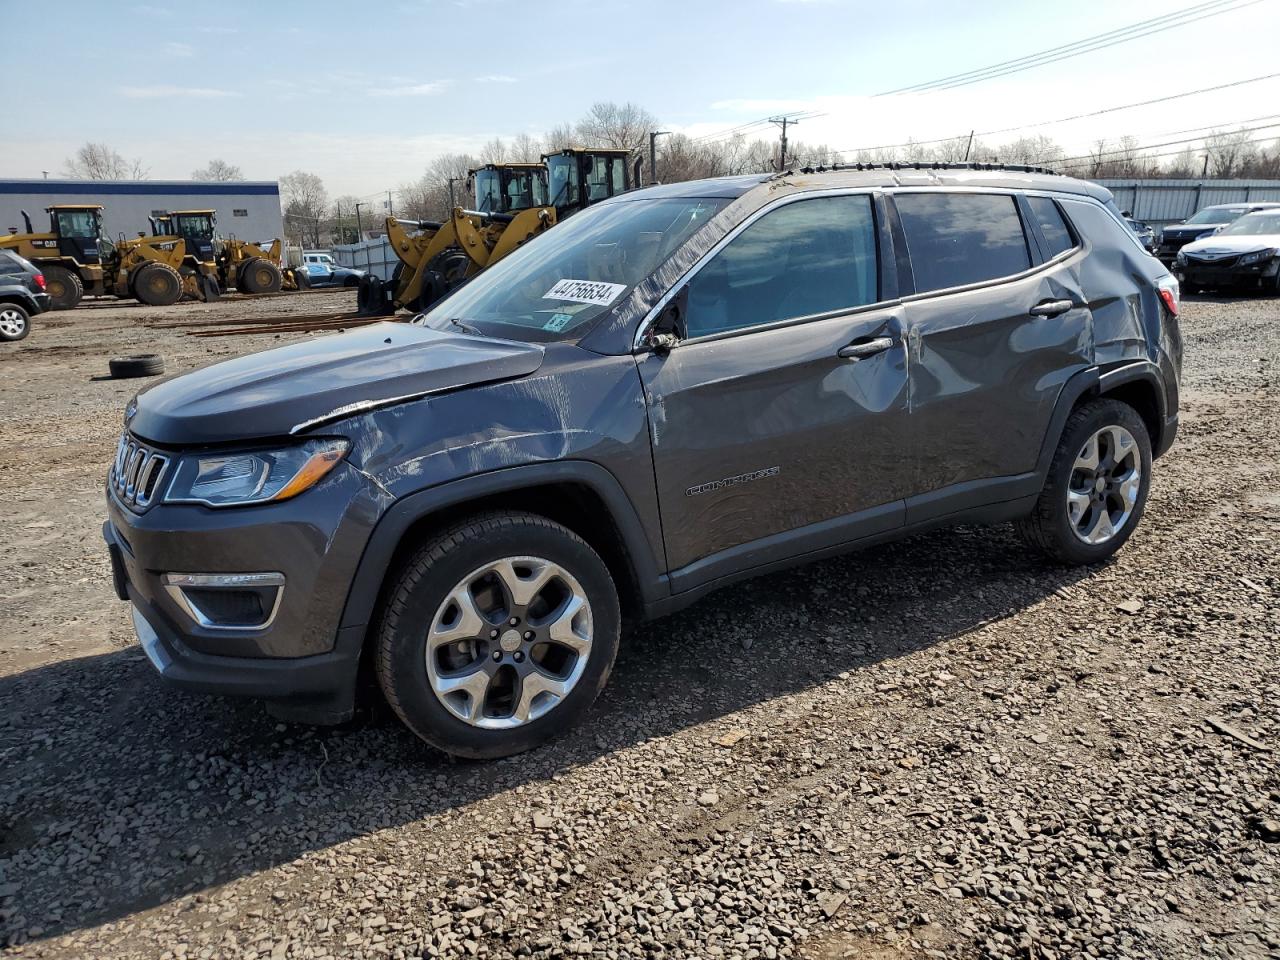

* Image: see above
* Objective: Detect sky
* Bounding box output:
[5,0,1280,198]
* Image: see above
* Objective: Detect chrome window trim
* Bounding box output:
[631,188,883,351]
[161,572,286,632]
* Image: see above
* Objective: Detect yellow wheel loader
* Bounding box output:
[0,205,109,309]
[148,210,224,302]
[357,148,638,317]
[217,237,298,293]
[0,205,191,308]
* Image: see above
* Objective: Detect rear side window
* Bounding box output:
[684,195,878,338]
[0,252,25,275]
[1027,196,1076,258]
[895,193,1030,294]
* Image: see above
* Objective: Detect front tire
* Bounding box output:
[1018,398,1152,565]
[376,512,620,759]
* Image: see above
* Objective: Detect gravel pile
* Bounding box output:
[1,293,1277,959]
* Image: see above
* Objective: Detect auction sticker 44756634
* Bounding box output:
[542,279,628,307]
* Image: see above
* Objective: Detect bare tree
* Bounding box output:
[510,133,541,162]
[1205,128,1258,178]
[192,159,244,181]
[396,152,481,222]
[480,137,508,164]
[575,101,656,155]
[279,170,329,247]
[62,142,148,180]
[543,123,575,152]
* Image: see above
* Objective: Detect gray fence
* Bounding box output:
[332,237,397,281]
[1095,179,1280,226]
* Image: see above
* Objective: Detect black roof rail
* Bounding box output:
[783,161,1061,177]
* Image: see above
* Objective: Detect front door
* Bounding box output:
[637,193,911,586]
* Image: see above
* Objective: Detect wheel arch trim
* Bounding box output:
[337,460,666,632]
[1035,360,1168,479]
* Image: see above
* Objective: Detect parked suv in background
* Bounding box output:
[1157,202,1280,265]
[105,165,1182,758]
[0,249,51,342]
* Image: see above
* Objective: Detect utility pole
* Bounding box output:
[648,130,670,185]
[354,202,367,241]
[1201,153,1210,177]
[769,116,798,172]
[333,203,342,244]
[386,190,394,219]
[963,130,975,162]
[448,177,463,210]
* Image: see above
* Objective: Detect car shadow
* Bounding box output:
[0,522,1093,946]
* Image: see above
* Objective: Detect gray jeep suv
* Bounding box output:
[105,164,1182,758]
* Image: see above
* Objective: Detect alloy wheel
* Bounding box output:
[0,308,27,339]
[1066,425,1142,545]
[425,556,593,729]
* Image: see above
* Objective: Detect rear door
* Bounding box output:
[893,191,1092,518]
[638,192,911,585]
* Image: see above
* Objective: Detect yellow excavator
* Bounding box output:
[357,147,637,316]
[0,204,192,308]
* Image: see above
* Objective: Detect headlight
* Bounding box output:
[164,438,349,507]
[1175,251,1187,266]
[1238,248,1277,266]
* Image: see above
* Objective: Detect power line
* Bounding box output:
[831,72,1280,157]
[1046,134,1280,169]
[878,0,1265,95]
[692,111,825,148]
[1048,121,1280,165]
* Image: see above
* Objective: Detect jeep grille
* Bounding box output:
[111,433,170,511]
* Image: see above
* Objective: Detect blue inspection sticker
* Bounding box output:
[543,313,575,332]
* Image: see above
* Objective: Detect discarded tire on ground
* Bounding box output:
[109,354,165,379]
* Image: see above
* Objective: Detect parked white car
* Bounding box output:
[1176,209,1280,294]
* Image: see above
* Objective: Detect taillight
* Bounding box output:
[33,273,46,291]
[1156,275,1179,316]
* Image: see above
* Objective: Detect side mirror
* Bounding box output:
[646,287,688,354]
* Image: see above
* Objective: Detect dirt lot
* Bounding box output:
[1,290,1277,960]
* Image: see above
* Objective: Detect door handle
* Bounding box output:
[1028,298,1075,317]
[837,336,894,361]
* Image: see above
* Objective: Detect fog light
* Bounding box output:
[162,572,285,631]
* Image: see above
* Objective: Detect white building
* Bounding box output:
[0,179,283,244]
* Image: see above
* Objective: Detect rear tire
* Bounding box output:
[132,263,182,306]
[376,512,621,759]
[240,257,282,294]
[292,268,311,290]
[0,302,31,341]
[42,265,83,310]
[1017,398,1151,565]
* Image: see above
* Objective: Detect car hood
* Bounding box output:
[128,322,545,445]
[1181,233,1280,257]
[1163,224,1224,238]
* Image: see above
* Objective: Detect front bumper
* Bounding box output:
[103,461,381,722]
[1176,256,1280,288]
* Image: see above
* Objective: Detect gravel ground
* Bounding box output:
[0,290,1277,960]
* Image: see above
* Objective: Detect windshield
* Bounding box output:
[547,154,580,209]
[505,168,547,211]
[55,209,99,238]
[419,196,728,341]
[175,215,214,240]
[474,170,501,214]
[1220,212,1280,236]
[1186,207,1245,225]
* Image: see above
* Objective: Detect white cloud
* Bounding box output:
[370,81,451,97]
[475,74,517,83]
[163,41,194,57]
[117,85,240,99]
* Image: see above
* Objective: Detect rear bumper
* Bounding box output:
[31,292,52,314]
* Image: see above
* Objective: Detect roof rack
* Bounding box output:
[784,161,1061,177]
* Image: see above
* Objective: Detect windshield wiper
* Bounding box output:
[449,317,483,336]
